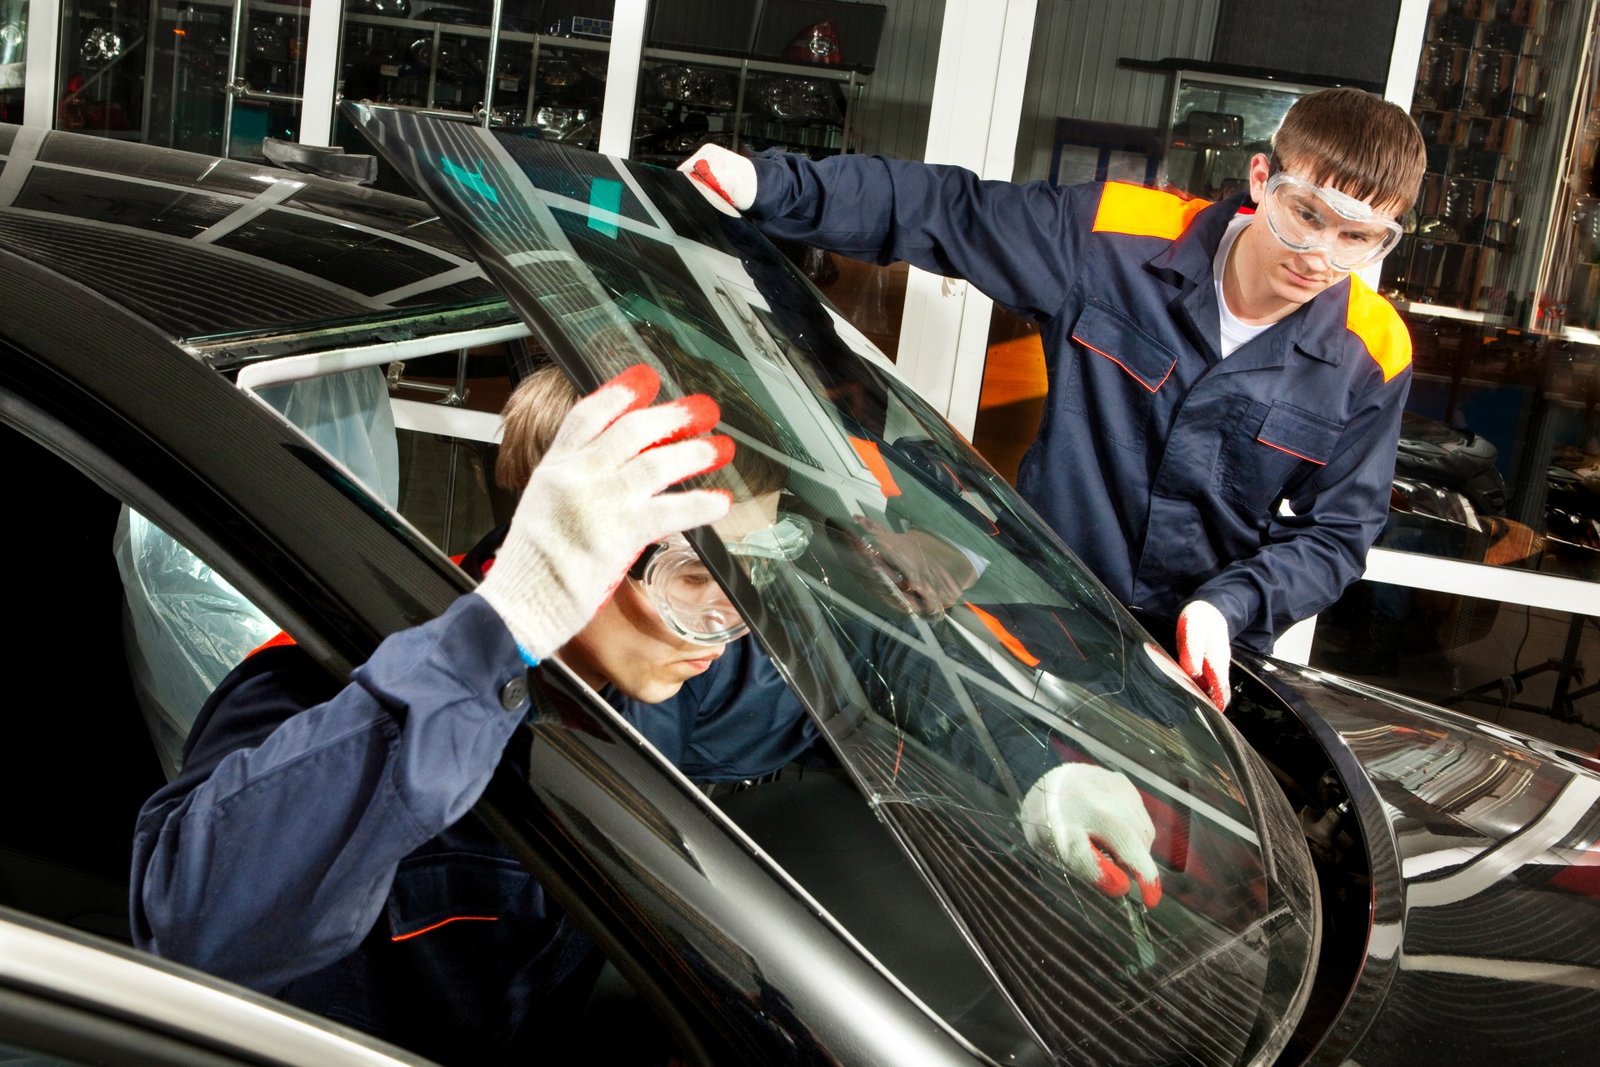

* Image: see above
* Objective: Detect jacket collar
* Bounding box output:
[1147,192,1245,285]
[1147,191,1352,369]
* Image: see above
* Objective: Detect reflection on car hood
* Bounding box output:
[348,103,1320,1065]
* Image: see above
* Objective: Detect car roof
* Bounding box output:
[0,123,517,362]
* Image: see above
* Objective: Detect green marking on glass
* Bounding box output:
[439,155,499,205]
[588,178,623,238]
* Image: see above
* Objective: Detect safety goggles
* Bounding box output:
[628,516,812,645]
[1262,171,1404,272]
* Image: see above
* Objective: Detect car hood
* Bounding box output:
[349,103,1319,1066]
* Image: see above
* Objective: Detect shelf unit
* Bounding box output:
[336,15,866,162]
[632,46,865,165]
[1532,2,1600,337]
[1382,0,1590,326]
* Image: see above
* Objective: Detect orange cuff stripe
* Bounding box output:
[247,630,298,657]
[963,601,1041,667]
[847,436,902,497]
[1050,612,1086,661]
[390,915,500,942]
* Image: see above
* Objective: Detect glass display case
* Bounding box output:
[632,49,865,166]
[0,0,24,124]
[334,0,598,138]
[1303,2,1600,724]
[1154,66,1326,201]
[1384,0,1589,326]
[54,0,151,139]
[1534,2,1600,338]
[52,0,311,156]
[42,0,874,166]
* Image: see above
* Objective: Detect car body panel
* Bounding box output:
[1237,652,1600,1065]
[0,907,440,1065]
[0,121,988,1067]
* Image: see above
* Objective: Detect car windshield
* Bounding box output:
[351,104,1318,1065]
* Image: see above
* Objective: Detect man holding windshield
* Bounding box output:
[682,87,1427,714]
[132,340,1169,1063]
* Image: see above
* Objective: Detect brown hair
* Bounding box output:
[495,346,788,501]
[1271,87,1427,215]
[495,361,579,490]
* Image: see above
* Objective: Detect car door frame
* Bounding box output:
[0,249,989,1066]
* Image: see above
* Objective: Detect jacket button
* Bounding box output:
[499,676,529,712]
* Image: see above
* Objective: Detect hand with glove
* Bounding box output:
[476,364,734,664]
[678,143,758,217]
[1176,600,1232,712]
[1020,763,1161,909]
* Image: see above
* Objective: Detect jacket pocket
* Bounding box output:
[1069,300,1180,395]
[1220,401,1342,512]
[386,852,540,942]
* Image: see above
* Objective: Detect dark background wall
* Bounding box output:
[1210,0,1401,88]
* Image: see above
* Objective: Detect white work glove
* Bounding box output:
[1176,600,1232,712]
[1020,764,1161,909]
[678,144,758,217]
[477,364,733,662]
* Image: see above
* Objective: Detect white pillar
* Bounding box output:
[894,0,1038,438]
[597,0,647,159]
[298,0,344,146]
[1384,0,1431,110]
[21,0,60,128]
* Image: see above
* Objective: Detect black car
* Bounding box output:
[0,111,1597,1067]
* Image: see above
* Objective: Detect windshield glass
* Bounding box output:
[352,104,1319,1066]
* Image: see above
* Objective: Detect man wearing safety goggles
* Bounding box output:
[681,87,1426,716]
[134,359,831,1065]
[491,359,821,782]
[625,518,810,647]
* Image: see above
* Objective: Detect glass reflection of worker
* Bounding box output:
[130,363,787,1066]
[682,87,1426,713]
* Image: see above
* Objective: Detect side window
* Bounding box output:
[237,340,533,561]
[117,365,400,779]
[119,347,526,780]
[0,422,176,941]
[385,348,521,557]
[115,507,278,780]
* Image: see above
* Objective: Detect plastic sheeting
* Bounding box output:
[118,367,400,777]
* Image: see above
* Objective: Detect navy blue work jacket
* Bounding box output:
[131,595,571,1066]
[130,586,813,1065]
[748,153,1412,651]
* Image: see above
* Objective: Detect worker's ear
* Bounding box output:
[1247,152,1272,204]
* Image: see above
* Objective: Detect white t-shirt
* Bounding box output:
[1212,213,1272,358]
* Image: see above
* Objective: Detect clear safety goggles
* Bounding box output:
[1262,171,1404,272]
[628,516,812,645]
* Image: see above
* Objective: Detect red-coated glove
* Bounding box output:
[677,144,758,217]
[477,365,733,662]
[1176,600,1232,712]
[1020,764,1162,909]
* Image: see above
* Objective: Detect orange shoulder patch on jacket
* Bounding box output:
[1346,275,1411,382]
[1091,183,1212,240]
